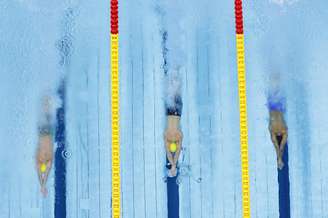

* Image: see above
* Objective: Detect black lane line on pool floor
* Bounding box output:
[54,8,75,217]
[278,141,290,218]
[55,82,67,218]
[161,29,180,218]
[166,159,179,218]
[167,177,179,218]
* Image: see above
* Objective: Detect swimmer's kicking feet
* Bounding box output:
[269,110,288,170]
[35,96,54,197]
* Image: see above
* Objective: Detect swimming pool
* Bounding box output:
[0,0,328,217]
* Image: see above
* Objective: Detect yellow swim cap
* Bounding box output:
[169,142,177,153]
[40,163,47,173]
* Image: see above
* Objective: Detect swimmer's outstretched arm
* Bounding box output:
[173,137,182,165]
[37,160,52,192]
[270,132,281,159]
[166,144,175,166]
[165,141,175,166]
[270,131,279,148]
[280,131,288,153]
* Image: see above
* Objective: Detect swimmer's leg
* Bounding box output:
[38,100,54,136]
[38,95,55,135]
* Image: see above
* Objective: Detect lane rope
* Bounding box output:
[234,0,251,217]
[111,0,121,217]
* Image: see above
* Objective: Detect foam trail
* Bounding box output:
[156,0,187,111]
[269,0,299,6]
[37,94,61,129]
[165,69,182,111]
[267,72,286,112]
[159,1,187,70]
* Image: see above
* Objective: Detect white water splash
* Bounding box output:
[161,1,187,71]
[165,69,182,110]
[14,0,77,14]
[38,92,62,127]
[155,1,188,111]
[270,0,299,6]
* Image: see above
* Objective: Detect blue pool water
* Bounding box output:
[1,0,328,218]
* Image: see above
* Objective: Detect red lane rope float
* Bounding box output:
[111,0,118,34]
[111,0,120,217]
[235,0,244,34]
[234,0,251,217]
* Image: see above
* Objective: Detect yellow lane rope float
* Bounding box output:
[235,0,251,217]
[111,0,120,217]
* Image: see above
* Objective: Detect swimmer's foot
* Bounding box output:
[277,159,284,170]
[42,96,51,113]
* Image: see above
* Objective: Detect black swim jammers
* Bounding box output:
[38,124,54,136]
[166,95,183,117]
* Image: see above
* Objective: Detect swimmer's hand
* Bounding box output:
[277,159,284,170]
[171,165,177,177]
[41,185,48,197]
[37,160,52,197]
[168,165,177,177]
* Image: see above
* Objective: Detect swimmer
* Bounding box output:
[269,110,288,170]
[35,96,54,197]
[164,96,183,177]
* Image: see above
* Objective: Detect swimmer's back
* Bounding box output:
[269,110,287,134]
